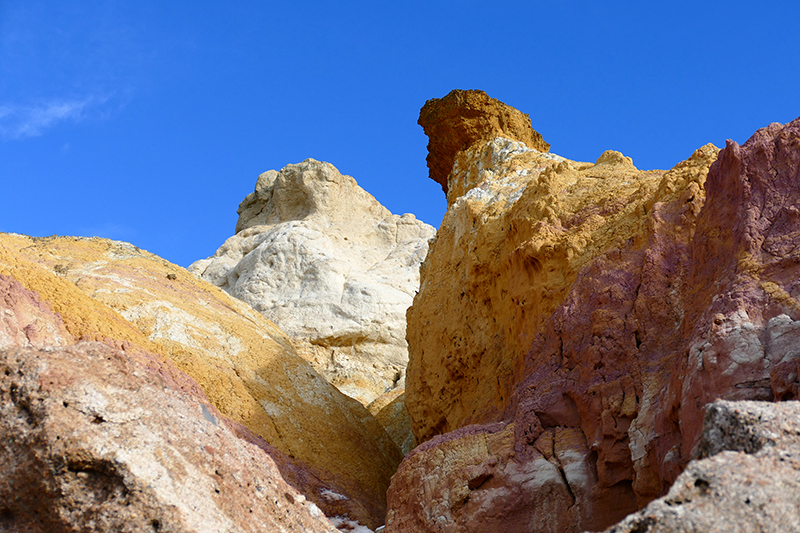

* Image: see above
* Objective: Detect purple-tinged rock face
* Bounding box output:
[394,104,800,533]
[0,342,337,533]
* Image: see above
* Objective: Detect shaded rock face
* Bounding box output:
[0,233,400,530]
[604,400,800,533]
[418,89,550,196]
[0,342,337,533]
[190,159,435,405]
[368,387,416,455]
[392,95,800,532]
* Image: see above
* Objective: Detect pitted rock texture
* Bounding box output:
[387,422,604,532]
[603,400,800,533]
[190,159,435,405]
[418,89,550,195]
[0,233,401,529]
[0,342,337,533]
[396,96,800,532]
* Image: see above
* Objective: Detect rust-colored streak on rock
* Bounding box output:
[418,89,550,194]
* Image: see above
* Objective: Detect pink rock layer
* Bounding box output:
[390,115,800,532]
[0,342,337,533]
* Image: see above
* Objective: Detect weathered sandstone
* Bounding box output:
[418,89,550,197]
[392,90,800,532]
[0,233,401,529]
[0,273,74,348]
[604,400,800,532]
[0,342,338,533]
[190,159,435,405]
[368,387,415,455]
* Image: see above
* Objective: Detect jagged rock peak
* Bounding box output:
[418,89,550,194]
[391,112,800,532]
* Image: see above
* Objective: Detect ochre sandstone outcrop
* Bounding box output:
[0,342,337,533]
[368,387,415,455]
[604,400,800,532]
[0,233,401,529]
[190,159,435,405]
[418,89,550,197]
[390,91,800,532]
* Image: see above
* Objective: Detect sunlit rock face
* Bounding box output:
[418,88,550,197]
[389,90,800,532]
[190,159,435,405]
[0,342,339,533]
[0,233,401,530]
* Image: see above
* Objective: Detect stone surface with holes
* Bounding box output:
[0,342,339,533]
[602,400,800,533]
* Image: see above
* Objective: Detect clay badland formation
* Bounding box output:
[0,234,400,530]
[1,88,800,532]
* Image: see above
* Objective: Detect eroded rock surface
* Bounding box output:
[368,387,415,455]
[0,342,337,533]
[0,233,400,529]
[418,88,550,196]
[391,91,800,533]
[604,400,800,533]
[190,159,435,405]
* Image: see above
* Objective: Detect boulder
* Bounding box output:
[603,400,800,533]
[0,233,401,530]
[392,90,800,532]
[190,159,435,405]
[0,342,338,533]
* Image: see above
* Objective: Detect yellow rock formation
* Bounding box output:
[368,387,415,455]
[406,136,720,442]
[0,233,401,528]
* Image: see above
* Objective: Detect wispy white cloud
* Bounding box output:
[0,94,112,140]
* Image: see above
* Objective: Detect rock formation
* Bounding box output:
[418,89,550,198]
[604,400,800,532]
[388,90,800,532]
[368,387,415,455]
[0,342,337,533]
[0,233,401,530]
[190,159,435,405]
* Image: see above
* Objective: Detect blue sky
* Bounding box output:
[1,1,799,267]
